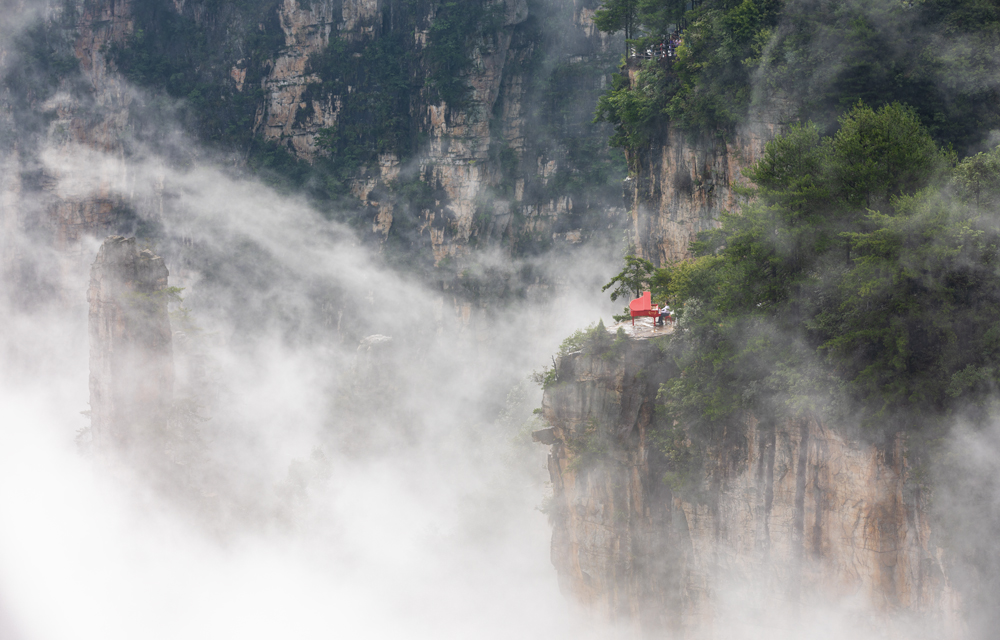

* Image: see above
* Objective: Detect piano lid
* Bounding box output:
[629,291,652,313]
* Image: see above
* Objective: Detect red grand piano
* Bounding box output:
[629,291,659,326]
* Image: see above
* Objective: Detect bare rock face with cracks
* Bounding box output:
[621,59,791,266]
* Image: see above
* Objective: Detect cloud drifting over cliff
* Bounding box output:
[2,131,972,640]
[0,1,626,634]
[0,114,627,640]
[7,1,1000,639]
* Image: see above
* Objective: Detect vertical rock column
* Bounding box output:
[88,236,173,456]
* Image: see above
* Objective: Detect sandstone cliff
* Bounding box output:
[88,236,173,456]
[535,335,962,638]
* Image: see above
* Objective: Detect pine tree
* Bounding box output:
[602,254,655,301]
[594,0,639,54]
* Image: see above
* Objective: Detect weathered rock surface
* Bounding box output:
[3,0,623,286]
[261,0,345,158]
[88,236,173,455]
[538,339,962,638]
[260,0,623,263]
[624,73,790,264]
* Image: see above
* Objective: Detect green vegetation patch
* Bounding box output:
[307,32,417,191]
[109,0,284,153]
[595,0,781,148]
[424,0,504,108]
[593,0,1000,155]
[643,102,1000,439]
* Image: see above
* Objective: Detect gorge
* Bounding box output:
[3,1,1000,639]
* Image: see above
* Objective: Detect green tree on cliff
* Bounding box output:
[654,102,992,434]
[603,254,655,302]
[593,0,1000,156]
[953,146,1000,209]
[594,0,640,53]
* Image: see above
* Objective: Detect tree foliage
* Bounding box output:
[953,147,1000,210]
[593,0,640,52]
[594,0,780,146]
[829,102,942,210]
[603,254,655,302]
[592,0,1000,155]
[654,103,1000,437]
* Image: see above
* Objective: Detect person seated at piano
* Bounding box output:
[657,305,671,326]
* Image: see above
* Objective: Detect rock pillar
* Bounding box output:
[88,236,173,455]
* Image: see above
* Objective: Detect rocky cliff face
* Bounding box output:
[536,336,962,638]
[623,75,789,264]
[261,0,378,158]
[256,0,624,263]
[88,236,173,456]
[0,0,625,292]
[0,0,140,306]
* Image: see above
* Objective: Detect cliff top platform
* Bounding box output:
[609,316,675,340]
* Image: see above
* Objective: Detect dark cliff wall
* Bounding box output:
[537,335,962,638]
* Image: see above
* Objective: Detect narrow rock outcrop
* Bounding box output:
[537,337,962,638]
[88,236,173,455]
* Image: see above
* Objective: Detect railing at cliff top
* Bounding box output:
[628,40,682,61]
